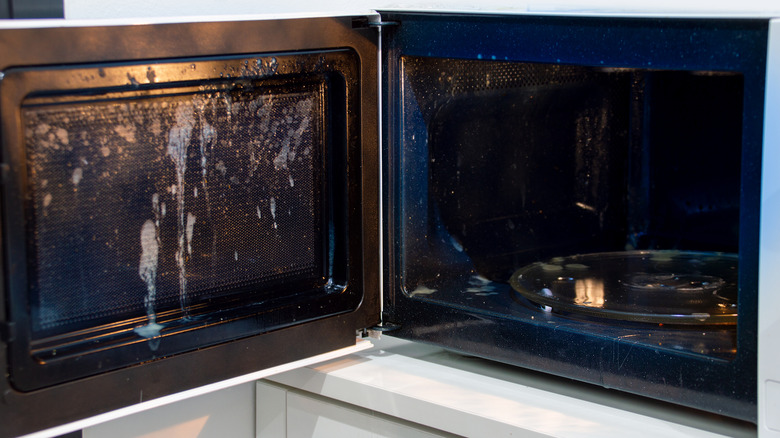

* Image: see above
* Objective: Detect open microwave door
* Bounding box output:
[0,15,380,438]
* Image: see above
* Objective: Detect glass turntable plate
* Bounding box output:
[509,251,738,325]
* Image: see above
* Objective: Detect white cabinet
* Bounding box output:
[257,382,453,437]
[262,337,756,438]
[84,383,256,438]
[84,336,757,438]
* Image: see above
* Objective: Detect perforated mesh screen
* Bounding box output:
[23,82,326,335]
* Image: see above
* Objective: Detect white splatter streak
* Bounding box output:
[150,119,162,137]
[274,138,291,170]
[200,122,215,178]
[186,212,196,255]
[138,220,158,299]
[270,197,277,229]
[35,123,50,137]
[135,219,162,342]
[114,124,137,143]
[216,160,227,176]
[168,103,195,313]
[409,285,437,297]
[168,105,194,178]
[55,128,69,145]
[72,168,83,186]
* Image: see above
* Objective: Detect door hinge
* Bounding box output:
[369,20,399,28]
[352,17,399,29]
[358,321,400,339]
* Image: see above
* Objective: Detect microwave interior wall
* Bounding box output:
[0,17,379,438]
[381,13,766,422]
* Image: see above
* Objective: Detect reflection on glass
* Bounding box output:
[510,250,737,325]
[574,278,605,308]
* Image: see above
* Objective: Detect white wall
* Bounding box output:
[63,0,375,19]
[63,0,780,20]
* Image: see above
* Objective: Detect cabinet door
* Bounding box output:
[257,381,454,438]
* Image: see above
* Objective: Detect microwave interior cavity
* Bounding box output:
[383,14,764,422]
[409,57,743,331]
[3,49,362,391]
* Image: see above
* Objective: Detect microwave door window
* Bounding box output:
[26,88,324,338]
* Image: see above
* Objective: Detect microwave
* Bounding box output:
[1,8,779,437]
